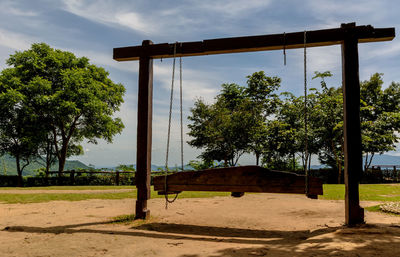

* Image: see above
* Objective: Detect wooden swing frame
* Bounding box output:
[113,22,395,226]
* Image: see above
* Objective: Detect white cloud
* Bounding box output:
[194,0,273,17]
[0,1,39,17]
[0,28,36,51]
[70,48,139,73]
[153,62,219,104]
[360,40,400,60]
[305,0,389,27]
[60,0,275,38]
[61,0,157,34]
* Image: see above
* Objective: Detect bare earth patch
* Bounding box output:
[1,193,400,256]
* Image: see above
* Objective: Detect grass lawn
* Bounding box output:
[1,184,400,204]
[0,185,136,190]
[0,186,230,204]
[321,184,400,202]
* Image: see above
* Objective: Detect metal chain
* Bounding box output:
[304,31,309,196]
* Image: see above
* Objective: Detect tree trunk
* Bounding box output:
[58,143,68,175]
[45,160,50,185]
[292,153,296,170]
[255,152,260,166]
[15,155,23,187]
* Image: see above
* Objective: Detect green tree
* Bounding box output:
[1,43,125,174]
[311,72,344,182]
[188,83,253,166]
[0,71,47,185]
[272,92,304,170]
[245,72,281,165]
[116,164,135,172]
[311,72,400,174]
[360,73,400,170]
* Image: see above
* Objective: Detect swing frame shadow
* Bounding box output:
[113,22,395,226]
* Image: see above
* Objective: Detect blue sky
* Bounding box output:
[0,0,399,167]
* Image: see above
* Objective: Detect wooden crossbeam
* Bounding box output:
[114,24,394,61]
[153,166,323,196]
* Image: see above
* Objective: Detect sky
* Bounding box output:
[0,0,399,168]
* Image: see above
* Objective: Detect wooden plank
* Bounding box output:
[114,24,395,61]
[135,40,153,220]
[153,166,323,196]
[341,24,365,226]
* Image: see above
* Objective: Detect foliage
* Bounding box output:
[0,70,47,185]
[1,43,125,175]
[0,154,90,176]
[360,73,400,170]
[188,159,221,170]
[188,83,253,166]
[188,72,281,167]
[188,70,400,173]
[116,164,135,172]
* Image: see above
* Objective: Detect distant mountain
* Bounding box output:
[366,154,400,166]
[309,154,400,169]
[0,154,90,176]
[101,164,194,172]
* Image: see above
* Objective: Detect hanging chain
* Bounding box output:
[304,31,309,196]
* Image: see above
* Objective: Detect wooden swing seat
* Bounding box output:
[153,165,323,198]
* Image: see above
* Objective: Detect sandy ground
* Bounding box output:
[1,192,400,257]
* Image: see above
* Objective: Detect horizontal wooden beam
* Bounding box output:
[114,23,395,61]
[153,166,323,196]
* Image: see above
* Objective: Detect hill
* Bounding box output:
[0,154,90,176]
[310,154,400,169]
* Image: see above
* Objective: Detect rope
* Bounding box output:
[304,31,309,196]
[164,42,179,208]
[179,47,184,172]
[283,32,286,66]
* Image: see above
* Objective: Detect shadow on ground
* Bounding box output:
[3,222,400,256]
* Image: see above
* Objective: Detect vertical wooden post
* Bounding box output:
[70,170,75,185]
[135,40,153,220]
[116,171,120,186]
[341,23,364,226]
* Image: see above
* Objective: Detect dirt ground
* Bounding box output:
[1,192,400,257]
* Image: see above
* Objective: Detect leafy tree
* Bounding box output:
[311,72,344,182]
[188,159,221,170]
[188,83,254,166]
[272,92,305,170]
[360,73,400,170]
[116,164,135,172]
[0,70,48,185]
[245,72,281,165]
[188,73,282,167]
[311,72,400,173]
[1,43,125,174]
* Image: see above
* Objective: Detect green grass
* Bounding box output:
[111,214,136,223]
[322,184,400,201]
[0,186,230,204]
[0,191,136,204]
[0,185,136,190]
[364,205,382,212]
[2,184,400,204]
